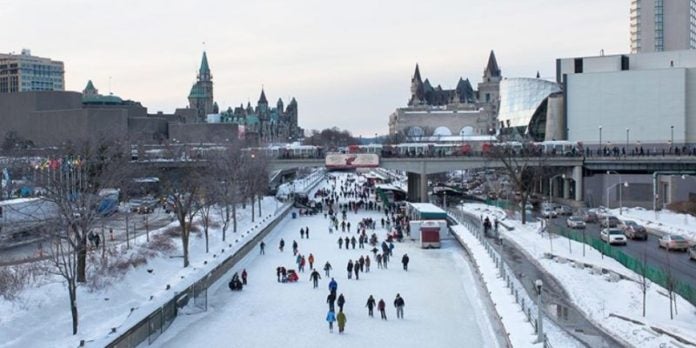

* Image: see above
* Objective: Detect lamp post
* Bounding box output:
[671,125,674,147]
[626,128,629,154]
[535,279,544,344]
[598,125,603,154]
[606,179,629,217]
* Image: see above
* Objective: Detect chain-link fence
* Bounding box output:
[552,225,696,307]
[448,208,551,348]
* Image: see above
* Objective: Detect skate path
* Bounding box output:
[153,175,500,348]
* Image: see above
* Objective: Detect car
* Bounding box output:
[599,216,621,228]
[541,207,557,218]
[658,234,690,252]
[580,209,598,223]
[600,228,627,245]
[689,246,696,261]
[566,216,586,229]
[556,205,573,216]
[623,220,648,240]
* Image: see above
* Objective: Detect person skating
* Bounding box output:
[337,310,347,334]
[259,241,265,255]
[353,259,360,280]
[337,293,346,312]
[308,253,315,270]
[279,238,285,252]
[327,292,337,311]
[324,261,332,277]
[378,299,387,320]
[358,256,365,272]
[326,309,336,333]
[241,269,248,285]
[376,254,382,269]
[366,295,376,317]
[300,227,305,239]
[299,255,306,273]
[344,236,349,249]
[305,226,310,239]
[310,269,321,288]
[394,293,405,319]
[347,260,353,279]
[365,255,371,272]
[402,253,410,271]
[328,278,338,294]
[276,266,282,282]
[350,236,356,249]
[292,240,299,256]
[338,237,343,249]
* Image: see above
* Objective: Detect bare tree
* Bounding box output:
[158,152,206,268]
[664,251,677,319]
[32,140,129,334]
[486,141,552,224]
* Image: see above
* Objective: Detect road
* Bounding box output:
[546,216,696,291]
[0,207,175,266]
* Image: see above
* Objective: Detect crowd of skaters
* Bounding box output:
[250,173,413,335]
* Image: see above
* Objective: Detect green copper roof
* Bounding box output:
[200,51,210,75]
[82,94,123,105]
[189,83,210,98]
[85,80,96,92]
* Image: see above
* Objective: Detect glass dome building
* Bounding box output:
[497,78,562,141]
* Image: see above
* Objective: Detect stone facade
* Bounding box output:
[389,51,502,140]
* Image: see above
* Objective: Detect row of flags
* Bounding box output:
[31,157,84,171]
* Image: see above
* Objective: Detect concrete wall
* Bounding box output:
[566,68,688,145]
[128,117,169,142]
[168,123,238,143]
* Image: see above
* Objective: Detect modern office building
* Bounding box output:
[557,49,696,147]
[630,0,696,53]
[497,78,562,141]
[0,49,64,93]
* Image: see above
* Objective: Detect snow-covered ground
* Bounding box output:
[150,174,502,348]
[607,207,696,241]
[0,175,322,348]
[461,203,696,347]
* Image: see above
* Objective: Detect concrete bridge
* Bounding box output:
[132,155,696,204]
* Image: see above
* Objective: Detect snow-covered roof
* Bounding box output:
[408,202,446,214]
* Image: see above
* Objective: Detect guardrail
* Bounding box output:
[100,172,325,348]
[447,208,552,348]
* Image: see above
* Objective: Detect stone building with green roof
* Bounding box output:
[188,52,214,122]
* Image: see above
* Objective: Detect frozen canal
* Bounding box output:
[154,174,501,348]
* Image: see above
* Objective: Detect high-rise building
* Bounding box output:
[630,0,696,53]
[0,49,65,93]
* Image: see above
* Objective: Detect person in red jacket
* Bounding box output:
[378,298,387,320]
[241,269,248,285]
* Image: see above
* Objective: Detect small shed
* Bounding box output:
[407,203,448,220]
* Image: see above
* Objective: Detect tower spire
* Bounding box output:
[484,50,501,78]
[198,51,211,81]
[413,63,422,82]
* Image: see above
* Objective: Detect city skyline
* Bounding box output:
[2,0,629,136]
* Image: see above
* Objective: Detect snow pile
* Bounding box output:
[461,203,696,347]
[607,207,696,241]
[0,198,282,348]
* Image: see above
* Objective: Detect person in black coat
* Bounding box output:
[327,292,336,311]
[337,293,346,311]
[347,260,354,279]
[402,254,410,271]
[310,269,321,288]
[394,294,405,319]
[366,295,376,317]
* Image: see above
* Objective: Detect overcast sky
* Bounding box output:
[2,0,629,137]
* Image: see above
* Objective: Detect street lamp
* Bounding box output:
[671,125,675,147]
[535,279,544,344]
[625,128,629,154]
[598,125,603,154]
[606,178,629,217]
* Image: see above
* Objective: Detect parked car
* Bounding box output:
[689,246,696,261]
[566,216,586,229]
[658,234,690,252]
[600,228,627,245]
[622,220,648,240]
[599,216,621,228]
[542,207,557,218]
